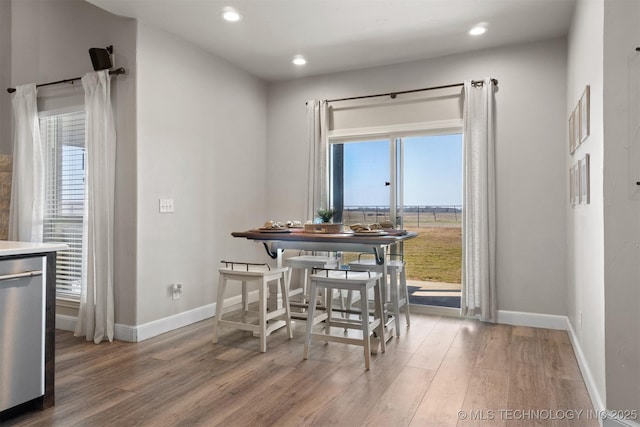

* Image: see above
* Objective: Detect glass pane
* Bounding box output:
[332,139,390,226]
[402,134,462,307]
[40,111,86,297]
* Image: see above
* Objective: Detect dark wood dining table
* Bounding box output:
[231,228,416,264]
[231,228,417,342]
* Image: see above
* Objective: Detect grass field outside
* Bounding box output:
[340,206,462,285]
[403,226,461,284]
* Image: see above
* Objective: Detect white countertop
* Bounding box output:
[0,241,68,257]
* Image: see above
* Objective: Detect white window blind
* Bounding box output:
[40,111,86,298]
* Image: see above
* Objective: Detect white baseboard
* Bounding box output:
[565,319,638,427]
[134,290,261,341]
[405,307,569,330]
[496,310,567,330]
[55,313,147,342]
[565,318,606,420]
[564,320,638,427]
[55,313,78,332]
[134,303,216,342]
[56,291,259,342]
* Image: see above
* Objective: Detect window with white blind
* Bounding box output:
[40,110,86,298]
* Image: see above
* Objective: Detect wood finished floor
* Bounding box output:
[3,313,598,427]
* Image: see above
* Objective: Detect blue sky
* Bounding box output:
[340,134,462,206]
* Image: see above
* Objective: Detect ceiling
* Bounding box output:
[88,0,576,82]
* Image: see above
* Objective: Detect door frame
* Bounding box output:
[328,120,464,314]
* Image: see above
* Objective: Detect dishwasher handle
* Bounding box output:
[0,270,44,282]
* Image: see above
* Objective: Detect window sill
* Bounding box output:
[57,296,80,310]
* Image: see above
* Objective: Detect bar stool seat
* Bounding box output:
[212,261,293,353]
[303,269,386,370]
[286,254,339,320]
[348,254,410,336]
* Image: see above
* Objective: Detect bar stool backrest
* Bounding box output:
[220,260,272,271]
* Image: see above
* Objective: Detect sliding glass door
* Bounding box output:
[330,133,463,307]
[399,134,462,308]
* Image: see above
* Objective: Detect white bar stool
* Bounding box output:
[348,253,410,336]
[285,253,339,320]
[303,269,386,370]
[212,261,293,353]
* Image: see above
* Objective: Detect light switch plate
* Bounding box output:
[159,198,174,213]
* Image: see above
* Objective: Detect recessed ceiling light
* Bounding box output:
[469,25,487,36]
[221,7,241,22]
[292,55,307,66]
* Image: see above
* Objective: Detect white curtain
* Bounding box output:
[306,100,329,220]
[461,78,497,322]
[8,84,44,242]
[75,71,116,344]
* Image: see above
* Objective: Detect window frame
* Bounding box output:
[39,106,87,301]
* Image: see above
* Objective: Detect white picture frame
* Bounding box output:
[572,102,581,153]
[571,163,580,206]
[580,153,590,204]
[580,86,590,143]
[570,166,576,206]
[569,109,577,154]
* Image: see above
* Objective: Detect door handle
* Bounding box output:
[0,270,43,282]
[385,182,390,186]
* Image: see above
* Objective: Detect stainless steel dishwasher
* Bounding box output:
[0,256,45,412]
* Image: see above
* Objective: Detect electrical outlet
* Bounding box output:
[172,283,183,300]
[159,198,174,213]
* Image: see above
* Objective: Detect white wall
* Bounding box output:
[9,0,138,326]
[135,23,268,325]
[603,0,640,413]
[566,0,607,408]
[7,0,270,330]
[268,38,568,317]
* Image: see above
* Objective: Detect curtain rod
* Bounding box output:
[324,78,498,103]
[6,67,126,94]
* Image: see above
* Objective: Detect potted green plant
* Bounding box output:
[316,208,337,223]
